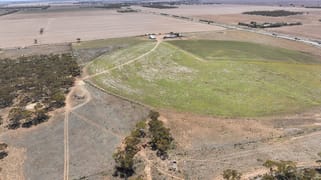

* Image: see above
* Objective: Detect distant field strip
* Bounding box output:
[88,40,321,117]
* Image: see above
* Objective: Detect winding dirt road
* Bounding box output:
[63,37,162,179]
[63,79,91,180]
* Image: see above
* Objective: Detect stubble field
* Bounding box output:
[0,8,223,48]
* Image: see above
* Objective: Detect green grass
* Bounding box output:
[88,40,321,117]
[168,40,320,64]
[87,41,156,74]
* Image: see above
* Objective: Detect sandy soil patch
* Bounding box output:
[158,109,321,179]
[0,146,25,180]
[160,110,281,150]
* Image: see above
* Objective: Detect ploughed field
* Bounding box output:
[87,40,321,117]
[0,8,222,48]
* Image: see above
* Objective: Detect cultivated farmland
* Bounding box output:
[136,4,321,40]
[1,3,321,180]
[0,8,223,48]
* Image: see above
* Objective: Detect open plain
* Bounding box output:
[137,4,321,40]
[0,7,223,48]
[0,2,321,180]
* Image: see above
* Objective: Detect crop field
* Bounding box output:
[0,8,223,48]
[88,40,321,117]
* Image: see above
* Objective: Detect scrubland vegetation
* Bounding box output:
[113,111,173,178]
[0,54,80,129]
[223,159,321,180]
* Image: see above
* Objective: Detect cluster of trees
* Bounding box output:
[305,6,321,9]
[243,10,303,17]
[259,160,319,179]
[238,21,302,29]
[142,4,178,9]
[223,156,321,180]
[0,54,80,129]
[94,3,129,9]
[113,120,146,178]
[113,111,174,178]
[148,111,174,159]
[117,8,140,13]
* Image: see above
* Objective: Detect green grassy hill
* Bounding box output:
[168,40,320,64]
[88,40,321,117]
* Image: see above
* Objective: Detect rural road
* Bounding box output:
[63,37,162,179]
[143,10,321,49]
[63,79,91,180]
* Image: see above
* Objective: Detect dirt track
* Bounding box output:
[159,109,321,179]
[0,82,150,180]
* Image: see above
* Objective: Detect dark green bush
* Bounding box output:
[148,116,173,157]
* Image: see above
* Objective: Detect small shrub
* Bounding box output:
[0,143,8,151]
[149,110,160,121]
[223,169,242,180]
[0,151,8,159]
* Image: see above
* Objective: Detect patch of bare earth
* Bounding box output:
[0,146,25,180]
[157,109,321,179]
